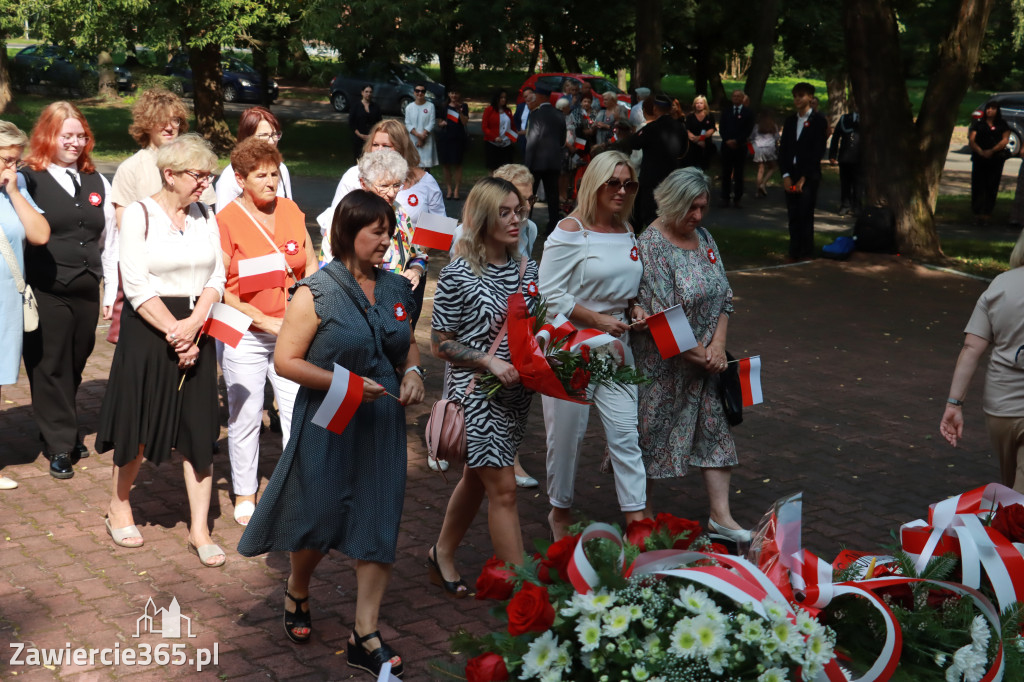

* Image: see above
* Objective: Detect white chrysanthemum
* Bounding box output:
[628,604,644,620]
[762,599,790,622]
[521,631,560,679]
[642,617,657,630]
[668,617,700,658]
[801,660,824,681]
[801,631,835,668]
[643,633,662,656]
[631,662,650,681]
[692,614,727,655]
[538,670,562,682]
[949,642,987,682]
[795,610,818,636]
[640,586,654,600]
[969,616,990,651]
[758,667,790,682]
[771,620,802,655]
[576,589,616,614]
[576,617,602,653]
[736,618,767,645]
[707,647,729,675]
[553,642,573,673]
[602,605,633,637]
[675,585,712,614]
[935,652,947,666]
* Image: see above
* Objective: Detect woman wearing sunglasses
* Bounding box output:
[537,151,649,540]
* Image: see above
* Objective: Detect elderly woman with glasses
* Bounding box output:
[215,107,293,213]
[19,102,116,480]
[96,134,227,567]
[0,120,49,491]
[538,151,650,540]
[217,137,316,526]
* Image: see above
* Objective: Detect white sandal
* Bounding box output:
[233,500,256,526]
[0,475,17,490]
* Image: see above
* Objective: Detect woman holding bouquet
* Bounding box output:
[538,151,649,541]
[631,167,749,543]
[428,177,538,597]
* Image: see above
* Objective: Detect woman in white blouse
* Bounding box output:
[96,134,228,567]
[538,151,650,540]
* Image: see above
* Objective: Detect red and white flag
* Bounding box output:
[573,137,587,151]
[412,212,459,251]
[738,355,763,406]
[238,252,287,294]
[446,108,460,123]
[646,304,698,359]
[534,313,574,351]
[311,364,364,435]
[505,129,518,142]
[202,302,253,348]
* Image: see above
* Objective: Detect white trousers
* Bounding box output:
[543,381,647,513]
[221,330,298,496]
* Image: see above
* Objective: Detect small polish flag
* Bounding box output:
[201,302,253,348]
[446,108,460,123]
[646,304,698,359]
[738,356,763,406]
[412,212,459,251]
[609,132,618,143]
[505,129,518,142]
[238,252,287,294]
[311,364,364,435]
[574,137,587,151]
[747,142,755,155]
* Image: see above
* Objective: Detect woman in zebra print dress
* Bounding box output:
[428,177,538,597]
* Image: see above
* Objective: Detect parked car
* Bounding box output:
[164,54,278,104]
[329,63,444,115]
[516,72,629,106]
[971,93,1024,156]
[12,45,134,94]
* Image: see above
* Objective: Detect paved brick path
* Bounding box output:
[0,194,1003,679]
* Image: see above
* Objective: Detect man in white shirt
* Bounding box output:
[629,87,651,129]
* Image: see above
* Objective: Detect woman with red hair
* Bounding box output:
[20,101,117,479]
[215,107,293,213]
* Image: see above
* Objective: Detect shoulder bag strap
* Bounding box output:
[464,256,529,397]
[0,226,26,295]
[232,198,297,280]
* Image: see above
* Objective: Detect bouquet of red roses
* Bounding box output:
[479,292,647,402]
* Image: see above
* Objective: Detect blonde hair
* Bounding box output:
[1010,228,1024,269]
[156,133,217,178]
[692,95,708,111]
[654,167,711,228]
[454,177,522,276]
[0,121,28,149]
[574,151,637,228]
[361,119,420,169]
[493,163,533,187]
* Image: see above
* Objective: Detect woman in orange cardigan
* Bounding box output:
[482,89,514,171]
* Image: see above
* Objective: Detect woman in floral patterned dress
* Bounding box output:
[630,167,750,543]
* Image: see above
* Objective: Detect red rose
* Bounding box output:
[475,556,515,600]
[538,534,578,584]
[655,513,703,549]
[465,653,509,682]
[625,518,657,551]
[569,367,590,392]
[709,542,729,554]
[506,582,555,635]
[992,503,1024,543]
[580,345,591,363]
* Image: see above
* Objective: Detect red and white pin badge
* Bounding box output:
[525,281,539,297]
[629,246,639,261]
[394,303,407,322]
[88,192,102,206]
[407,194,419,207]
[707,248,717,264]
[284,239,300,256]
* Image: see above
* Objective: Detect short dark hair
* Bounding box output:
[792,82,816,97]
[330,190,397,260]
[231,136,283,178]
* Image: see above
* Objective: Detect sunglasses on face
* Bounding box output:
[604,178,639,194]
[414,89,426,94]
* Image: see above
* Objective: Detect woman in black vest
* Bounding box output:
[21,102,117,479]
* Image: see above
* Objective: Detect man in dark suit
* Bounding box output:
[513,87,536,159]
[628,95,687,228]
[718,89,756,208]
[525,99,566,237]
[779,82,829,260]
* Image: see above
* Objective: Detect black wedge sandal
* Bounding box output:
[427,544,468,598]
[347,629,403,678]
[283,589,311,644]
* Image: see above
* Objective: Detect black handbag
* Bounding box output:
[719,351,743,427]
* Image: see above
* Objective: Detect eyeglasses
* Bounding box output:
[604,178,639,195]
[372,181,403,193]
[254,131,283,142]
[181,169,213,184]
[499,206,530,222]
[59,134,89,144]
[525,195,538,205]
[0,154,20,168]
[414,89,426,94]
[166,118,184,129]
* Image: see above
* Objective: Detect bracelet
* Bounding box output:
[404,365,425,379]
[946,397,964,407]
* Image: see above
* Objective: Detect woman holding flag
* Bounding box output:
[96,134,227,564]
[239,190,422,677]
[538,151,649,541]
[631,167,750,543]
[217,137,315,526]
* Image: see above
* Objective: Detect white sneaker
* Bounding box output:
[0,475,18,490]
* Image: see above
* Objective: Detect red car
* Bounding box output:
[516,72,630,106]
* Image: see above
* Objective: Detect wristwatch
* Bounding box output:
[404,365,425,379]
[946,397,964,407]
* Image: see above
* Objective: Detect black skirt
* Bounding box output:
[96,297,218,468]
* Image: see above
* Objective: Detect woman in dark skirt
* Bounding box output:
[238,191,423,678]
[96,134,226,566]
[436,88,469,199]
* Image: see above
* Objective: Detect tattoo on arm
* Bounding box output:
[431,329,487,367]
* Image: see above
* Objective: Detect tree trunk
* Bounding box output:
[437,41,457,89]
[527,35,540,77]
[97,50,117,98]
[634,0,663,91]
[844,0,994,259]
[188,43,234,153]
[824,72,848,125]
[0,40,13,114]
[543,43,563,72]
[708,50,727,108]
[691,37,710,96]
[744,0,780,111]
[252,45,273,109]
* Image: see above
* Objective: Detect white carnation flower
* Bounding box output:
[969,616,990,651]
[950,642,987,682]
